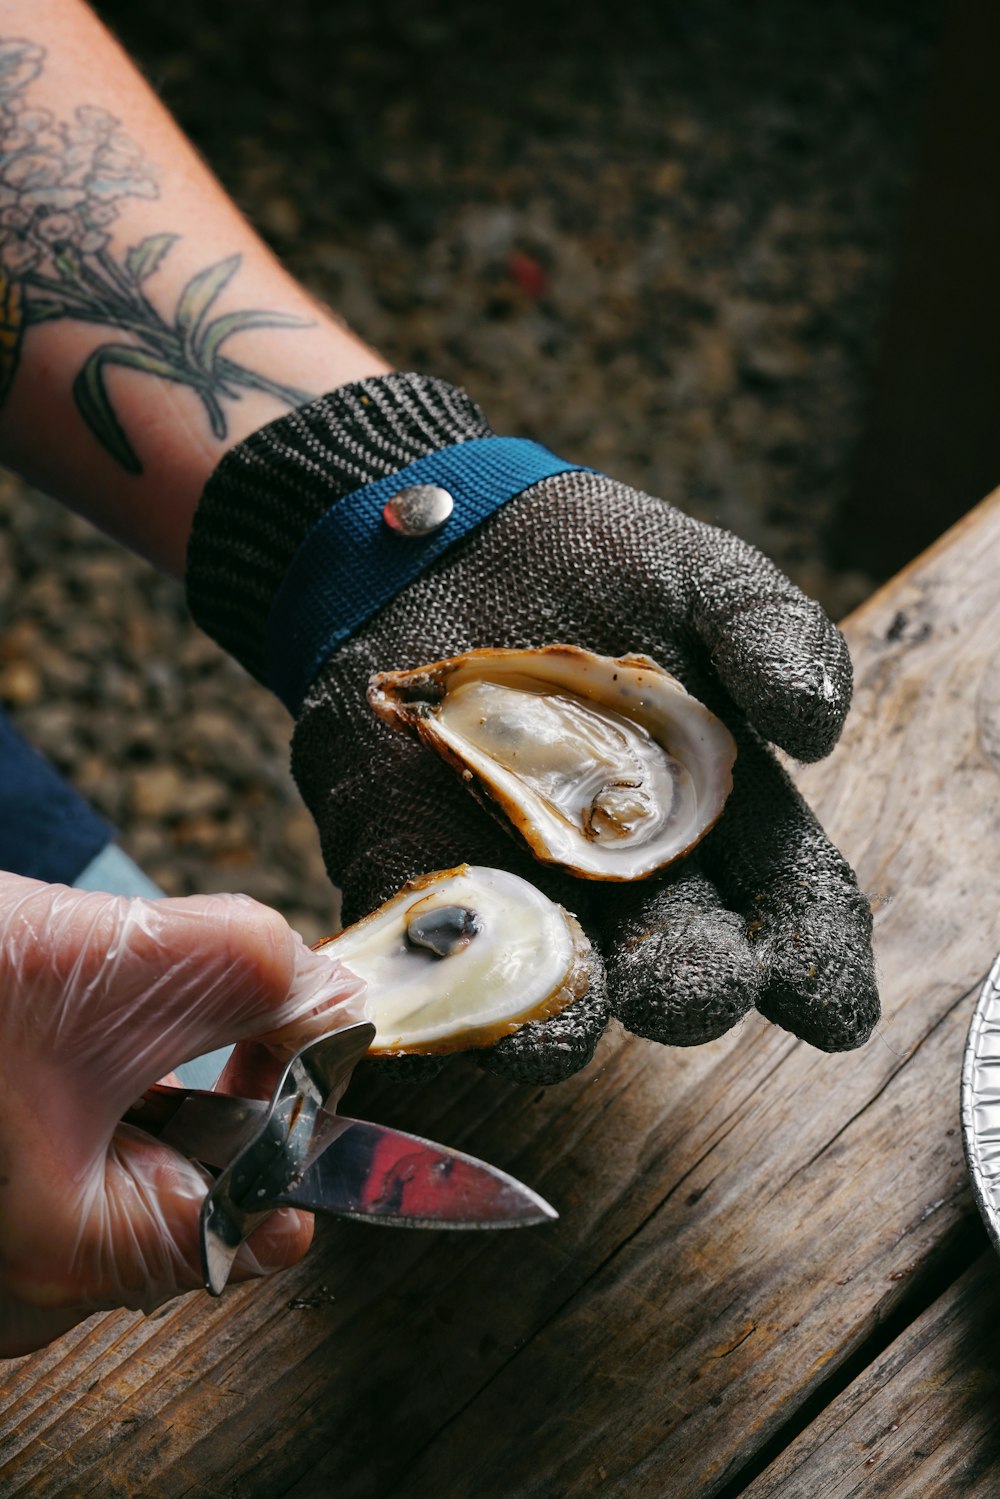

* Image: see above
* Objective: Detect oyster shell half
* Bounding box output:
[315,865,593,1056]
[368,646,737,880]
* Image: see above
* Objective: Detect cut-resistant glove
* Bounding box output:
[0,872,365,1357]
[187,374,878,1084]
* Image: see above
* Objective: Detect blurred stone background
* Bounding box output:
[0,0,941,940]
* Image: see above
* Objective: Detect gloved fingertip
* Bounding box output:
[607,911,760,1046]
[758,979,880,1052]
[756,903,880,1051]
[479,958,610,1086]
[246,938,370,1054]
[234,1209,315,1277]
[700,593,853,761]
[96,1128,214,1310]
[292,938,368,1004]
[213,1040,287,1100]
[478,1012,603,1086]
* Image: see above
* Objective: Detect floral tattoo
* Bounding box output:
[0,39,313,473]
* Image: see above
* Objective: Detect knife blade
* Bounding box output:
[277,1117,556,1229]
[125,1024,559,1294]
[127,1087,556,1229]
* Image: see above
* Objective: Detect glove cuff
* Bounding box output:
[185,373,492,682]
[266,435,586,712]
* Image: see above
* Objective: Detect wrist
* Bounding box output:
[186,373,494,682]
[186,373,598,712]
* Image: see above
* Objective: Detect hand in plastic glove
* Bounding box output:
[187,374,878,1084]
[0,873,365,1358]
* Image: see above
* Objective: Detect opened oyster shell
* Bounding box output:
[368,646,736,880]
[314,865,594,1056]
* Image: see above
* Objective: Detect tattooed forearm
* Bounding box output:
[0,37,313,473]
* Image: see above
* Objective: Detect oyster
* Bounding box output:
[368,646,736,880]
[314,865,593,1056]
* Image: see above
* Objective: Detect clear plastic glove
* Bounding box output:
[0,872,365,1358]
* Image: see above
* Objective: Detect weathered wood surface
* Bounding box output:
[2,490,1000,1497]
[743,1251,1000,1499]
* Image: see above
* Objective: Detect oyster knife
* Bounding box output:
[130,1087,557,1229]
[124,1022,557,1294]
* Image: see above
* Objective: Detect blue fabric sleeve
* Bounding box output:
[74,843,163,898]
[264,436,586,712]
[0,710,112,882]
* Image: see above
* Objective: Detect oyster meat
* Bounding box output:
[368,646,736,880]
[314,865,593,1056]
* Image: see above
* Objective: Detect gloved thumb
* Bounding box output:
[11,883,368,1131]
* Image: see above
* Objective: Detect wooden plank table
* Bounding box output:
[3,490,1000,1498]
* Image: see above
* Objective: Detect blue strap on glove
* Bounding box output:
[264,435,587,712]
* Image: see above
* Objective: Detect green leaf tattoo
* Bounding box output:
[0,38,315,473]
[73,345,180,474]
[196,309,311,376]
[176,252,241,359]
[124,232,178,283]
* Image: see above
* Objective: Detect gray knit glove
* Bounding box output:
[187,374,878,1085]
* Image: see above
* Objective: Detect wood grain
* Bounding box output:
[742,1250,1000,1498]
[2,490,1000,1498]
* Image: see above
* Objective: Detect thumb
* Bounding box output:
[54,889,367,1121]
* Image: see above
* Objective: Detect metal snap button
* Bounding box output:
[382,484,454,536]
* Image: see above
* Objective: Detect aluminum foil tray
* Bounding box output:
[961,951,1000,1255]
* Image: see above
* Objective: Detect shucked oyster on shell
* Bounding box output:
[314,865,594,1057]
[368,646,737,881]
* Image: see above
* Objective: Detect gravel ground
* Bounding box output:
[0,0,939,937]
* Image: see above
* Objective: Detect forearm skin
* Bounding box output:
[0,0,387,575]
